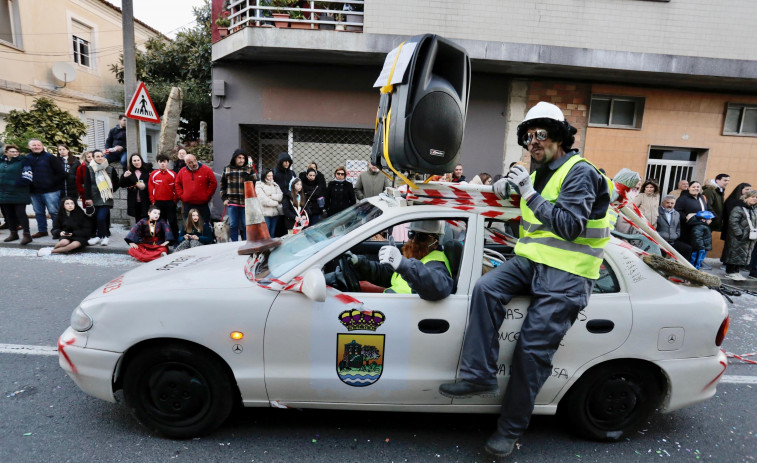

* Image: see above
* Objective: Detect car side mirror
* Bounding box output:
[300,267,327,302]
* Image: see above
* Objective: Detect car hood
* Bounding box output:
[87,242,256,301]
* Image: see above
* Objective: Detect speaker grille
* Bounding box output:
[409,91,463,166]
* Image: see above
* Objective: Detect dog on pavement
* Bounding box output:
[213,221,230,243]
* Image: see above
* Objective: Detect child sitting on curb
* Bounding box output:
[125,205,174,262]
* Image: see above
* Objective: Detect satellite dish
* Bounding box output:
[52,62,77,88]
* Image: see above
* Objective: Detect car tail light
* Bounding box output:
[715,316,729,347]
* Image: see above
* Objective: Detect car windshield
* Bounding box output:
[267,202,383,278]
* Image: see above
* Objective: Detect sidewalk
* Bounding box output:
[0,217,131,255]
[702,257,757,290]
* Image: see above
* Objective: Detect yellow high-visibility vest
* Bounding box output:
[514,155,611,279]
[387,250,451,294]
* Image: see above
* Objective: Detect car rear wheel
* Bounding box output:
[123,343,235,438]
[559,362,663,441]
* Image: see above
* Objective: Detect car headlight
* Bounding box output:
[70,306,93,332]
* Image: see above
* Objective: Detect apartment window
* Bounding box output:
[72,20,92,67]
[0,0,20,47]
[589,95,645,129]
[723,104,757,136]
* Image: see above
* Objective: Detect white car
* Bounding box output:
[59,195,730,441]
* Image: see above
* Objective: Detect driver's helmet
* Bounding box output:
[407,220,445,236]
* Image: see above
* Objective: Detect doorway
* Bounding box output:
[645,147,706,195]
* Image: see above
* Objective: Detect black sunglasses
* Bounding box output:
[522,129,549,145]
[335,172,346,176]
[407,231,432,240]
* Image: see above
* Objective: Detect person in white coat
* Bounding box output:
[255,168,283,235]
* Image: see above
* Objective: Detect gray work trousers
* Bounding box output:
[459,255,593,438]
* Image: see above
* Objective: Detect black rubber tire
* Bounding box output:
[559,362,663,441]
[123,343,235,439]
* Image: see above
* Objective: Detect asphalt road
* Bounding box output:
[1,249,755,463]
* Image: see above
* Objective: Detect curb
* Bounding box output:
[720,278,757,291]
[0,240,130,255]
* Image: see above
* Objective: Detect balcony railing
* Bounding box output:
[224,0,364,33]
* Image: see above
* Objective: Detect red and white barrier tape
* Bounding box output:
[244,253,365,311]
[724,350,757,365]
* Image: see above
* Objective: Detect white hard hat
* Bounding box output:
[522,102,565,124]
[407,220,445,236]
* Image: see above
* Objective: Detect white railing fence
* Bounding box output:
[225,0,364,31]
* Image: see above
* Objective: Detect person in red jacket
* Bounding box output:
[75,151,93,208]
[175,154,218,224]
[148,154,178,238]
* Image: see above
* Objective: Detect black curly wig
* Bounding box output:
[517,117,577,152]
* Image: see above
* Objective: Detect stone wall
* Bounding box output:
[110,164,131,225]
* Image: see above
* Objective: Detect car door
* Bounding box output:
[454,221,633,406]
[264,213,476,406]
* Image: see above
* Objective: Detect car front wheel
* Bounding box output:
[123,343,236,438]
[559,362,663,441]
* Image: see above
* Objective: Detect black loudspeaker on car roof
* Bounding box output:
[371,34,471,175]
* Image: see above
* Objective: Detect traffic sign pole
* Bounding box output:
[122,0,139,159]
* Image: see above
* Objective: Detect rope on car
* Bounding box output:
[721,283,757,297]
[723,350,757,365]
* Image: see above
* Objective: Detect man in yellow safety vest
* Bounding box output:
[439,102,612,457]
[350,220,454,301]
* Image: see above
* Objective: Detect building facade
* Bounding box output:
[211,0,757,254]
[0,0,163,155]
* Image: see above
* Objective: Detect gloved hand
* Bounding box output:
[378,245,402,270]
[506,165,535,200]
[492,178,510,199]
[20,167,33,184]
[345,251,359,265]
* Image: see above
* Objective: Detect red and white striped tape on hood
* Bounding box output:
[244,253,365,310]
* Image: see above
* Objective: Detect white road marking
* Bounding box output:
[719,375,757,384]
[0,343,58,356]
[0,343,755,386]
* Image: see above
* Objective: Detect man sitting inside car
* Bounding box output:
[348,220,454,301]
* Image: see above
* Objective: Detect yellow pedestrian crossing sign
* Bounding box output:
[126,82,161,124]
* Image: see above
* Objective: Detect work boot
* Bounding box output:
[3,231,19,242]
[31,231,48,238]
[0,222,8,229]
[438,380,498,398]
[484,433,518,457]
[20,232,32,245]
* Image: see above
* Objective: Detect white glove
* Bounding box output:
[378,245,402,270]
[506,165,535,200]
[492,178,510,199]
[345,251,359,265]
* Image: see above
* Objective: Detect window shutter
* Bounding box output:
[72,20,91,43]
[86,118,96,150]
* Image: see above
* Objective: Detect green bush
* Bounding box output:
[1,129,50,153]
[1,98,87,153]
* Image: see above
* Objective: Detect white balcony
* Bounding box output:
[221,0,364,35]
